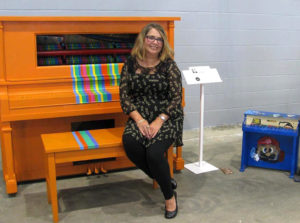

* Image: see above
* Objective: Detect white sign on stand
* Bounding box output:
[183,66,222,174]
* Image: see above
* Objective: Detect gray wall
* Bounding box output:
[1,0,300,129]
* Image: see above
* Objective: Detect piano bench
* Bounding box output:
[41,127,174,223]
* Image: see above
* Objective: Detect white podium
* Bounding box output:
[183,66,222,174]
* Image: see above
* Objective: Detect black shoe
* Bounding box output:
[165,191,178,219]
[171,178,177,190]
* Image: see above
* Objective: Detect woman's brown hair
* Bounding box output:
[131,23,174,61]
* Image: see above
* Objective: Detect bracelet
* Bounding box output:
[137,119,145,124]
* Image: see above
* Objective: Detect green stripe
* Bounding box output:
[107,64,114,86]
[113,63,120,86]
[94,64,108,101]
[74,65,85,103]
[79,131,96,149]
[86,65,100,101]
[90,64,102,102]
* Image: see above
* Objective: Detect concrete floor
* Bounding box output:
[1,125,300,223]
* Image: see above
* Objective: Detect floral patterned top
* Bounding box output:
[119,56,184,148]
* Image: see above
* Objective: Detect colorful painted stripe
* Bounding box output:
[71,63,122,104]
[72,130,99,150]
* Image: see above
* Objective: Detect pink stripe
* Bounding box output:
[80,65,95,102]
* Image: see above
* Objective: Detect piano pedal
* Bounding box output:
[100,164,107,173]
[94,167,99,174]
[86,167,92,176]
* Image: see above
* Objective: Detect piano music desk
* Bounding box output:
[41,127,174,223]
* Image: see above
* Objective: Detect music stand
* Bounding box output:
[183,66,222,174]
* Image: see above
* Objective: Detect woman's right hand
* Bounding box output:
[137,119,151,139]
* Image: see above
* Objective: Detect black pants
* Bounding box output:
[122,134,174,200]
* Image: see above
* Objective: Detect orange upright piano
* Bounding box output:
[0,16,184,194]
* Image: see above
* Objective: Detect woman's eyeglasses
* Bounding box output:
[146,35,163,44]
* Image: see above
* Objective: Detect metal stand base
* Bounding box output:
[185,161,218,174]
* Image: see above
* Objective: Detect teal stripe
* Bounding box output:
[79,131,97,149]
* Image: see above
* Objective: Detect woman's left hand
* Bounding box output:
[149,118,164,139]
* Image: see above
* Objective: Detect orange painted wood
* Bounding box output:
[46,153,59,223]
[42,127,125,223]
[1,18,179,82]
[174,146,185,170]
[42,127,174,222]
[8,83,120,110]
[42,127,124,153]
[0,16,182,194]
[0,122,17,194]
[11,114,129,182]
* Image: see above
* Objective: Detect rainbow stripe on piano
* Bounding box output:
[71,63,121,104]
[72,130,99,150]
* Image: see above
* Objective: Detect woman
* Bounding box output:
[119,23,183,219]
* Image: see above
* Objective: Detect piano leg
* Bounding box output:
[46,153,59,223]
[1,122,17,194]
[174,146,184,171]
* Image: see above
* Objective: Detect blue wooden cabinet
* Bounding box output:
[240,110,300,178]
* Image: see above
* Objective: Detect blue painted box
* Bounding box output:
[240,110,300,178]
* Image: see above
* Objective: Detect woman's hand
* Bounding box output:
[149,118,164,139]
[137,119,151,139]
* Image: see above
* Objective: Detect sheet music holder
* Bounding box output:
[183,66,222,174]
